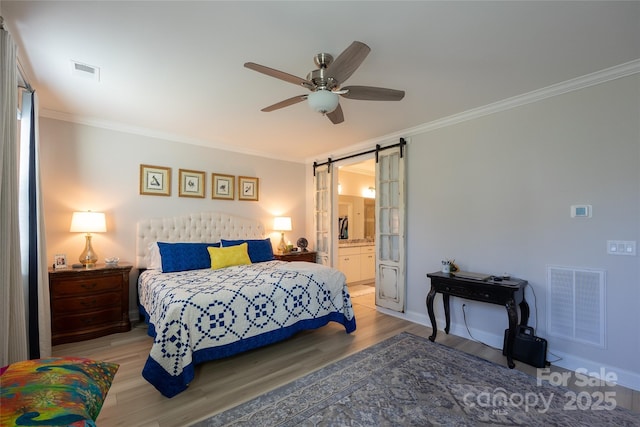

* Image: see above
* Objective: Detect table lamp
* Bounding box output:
[70,211,106,267]
[273,216,292,254]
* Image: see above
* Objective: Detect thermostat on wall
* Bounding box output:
[571,205,592,218]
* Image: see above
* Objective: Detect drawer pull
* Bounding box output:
[81,299,97,307]
[83,317,95,325]
[81,283,97,290]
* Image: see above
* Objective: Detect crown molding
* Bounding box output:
[307,59,640,164]
[404,58,640,137]
[38,109,299,163]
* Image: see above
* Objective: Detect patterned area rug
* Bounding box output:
[192,332,640,426]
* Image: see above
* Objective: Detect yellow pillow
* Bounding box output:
[208,243,252,270]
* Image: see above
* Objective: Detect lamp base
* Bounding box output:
[278,232,287,254]
[79,234,98,267]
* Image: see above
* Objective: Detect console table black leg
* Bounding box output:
[443,294,451,334]
[426,287,437,342]
[505,299,518,369]
[519,299,530,327]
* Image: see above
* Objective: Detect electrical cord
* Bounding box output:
[461,303,497,350]
[527,284,562,364]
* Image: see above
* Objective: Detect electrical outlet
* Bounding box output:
[607,240,637,256]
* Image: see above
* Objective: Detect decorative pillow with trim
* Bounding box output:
[220,238,274,263]
[157,241,221,273]
[146,242,162,270]
[208,243,252,270]
[0,357,119,427]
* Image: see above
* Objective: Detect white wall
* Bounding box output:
[402,74,639,389]
[39,118,308,314]
[338,170,375,198]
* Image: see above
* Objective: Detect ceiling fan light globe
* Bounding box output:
[307,90,339,114]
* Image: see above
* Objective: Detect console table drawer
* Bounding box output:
[442,284,495,302]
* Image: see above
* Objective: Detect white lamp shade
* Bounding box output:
[273,216,292,231]
[70,211,107,233]
[307,89,339,114]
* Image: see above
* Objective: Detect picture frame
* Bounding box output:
[140,164,171,196]
[211,173,235,200]
[54,253,67,269]
[238,176,259,201]
[178,169,205,198]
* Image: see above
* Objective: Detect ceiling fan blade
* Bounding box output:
[327,41,371,85]
[261,95,307,112]
[340,85,405,101]
[327,104,344,124]
[244,62,313,89]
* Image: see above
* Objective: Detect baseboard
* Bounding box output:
[549,350,640,392]
[129,308,142,325]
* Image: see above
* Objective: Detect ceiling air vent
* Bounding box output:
[71,60,100,82]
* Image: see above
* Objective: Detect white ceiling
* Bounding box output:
[3,1,639,163]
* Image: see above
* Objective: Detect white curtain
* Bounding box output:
[1,21,28,365]
[20,90,51,358]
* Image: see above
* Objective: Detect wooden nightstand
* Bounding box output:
[48,263,132,345]
[274,251,317,263]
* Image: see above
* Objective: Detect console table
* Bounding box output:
[426,271,529,368]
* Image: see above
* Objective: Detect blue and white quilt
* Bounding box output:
[138,261,356,397]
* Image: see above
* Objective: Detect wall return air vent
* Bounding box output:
[71,60,100,82]
[547,265,606,348]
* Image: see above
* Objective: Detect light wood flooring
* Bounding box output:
[52,288,639,426]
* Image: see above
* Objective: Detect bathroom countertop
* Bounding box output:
[338,240,375,248]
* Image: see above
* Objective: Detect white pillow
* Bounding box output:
[146,242,162,270]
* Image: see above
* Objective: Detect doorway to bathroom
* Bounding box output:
[313,140,406,312]
[337,158,376,296]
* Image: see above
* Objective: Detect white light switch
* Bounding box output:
[607,240,637,256]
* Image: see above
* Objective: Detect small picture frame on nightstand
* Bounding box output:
[54,254,68,269]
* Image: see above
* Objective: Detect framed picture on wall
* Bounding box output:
[212,173,235,200]
[178,169,205,198]
[140,164,171,196]
[238,176,259,201]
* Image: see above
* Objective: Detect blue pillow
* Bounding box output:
[221,238,274,263]
[157,242,220,273]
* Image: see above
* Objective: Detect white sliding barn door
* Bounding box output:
[375,146,406,312]
[314,164,334,266]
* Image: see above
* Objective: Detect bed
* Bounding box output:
[136,212,356,398]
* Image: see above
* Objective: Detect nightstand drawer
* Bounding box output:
[274,251,317,263]
[52,275,121,297]
[52,307,124,332]
[51,292,121,311]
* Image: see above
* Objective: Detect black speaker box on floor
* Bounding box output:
[503,326,548,368]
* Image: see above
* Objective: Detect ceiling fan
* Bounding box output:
[244,41,405,124]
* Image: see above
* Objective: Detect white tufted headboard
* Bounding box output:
[136,211,266,268]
